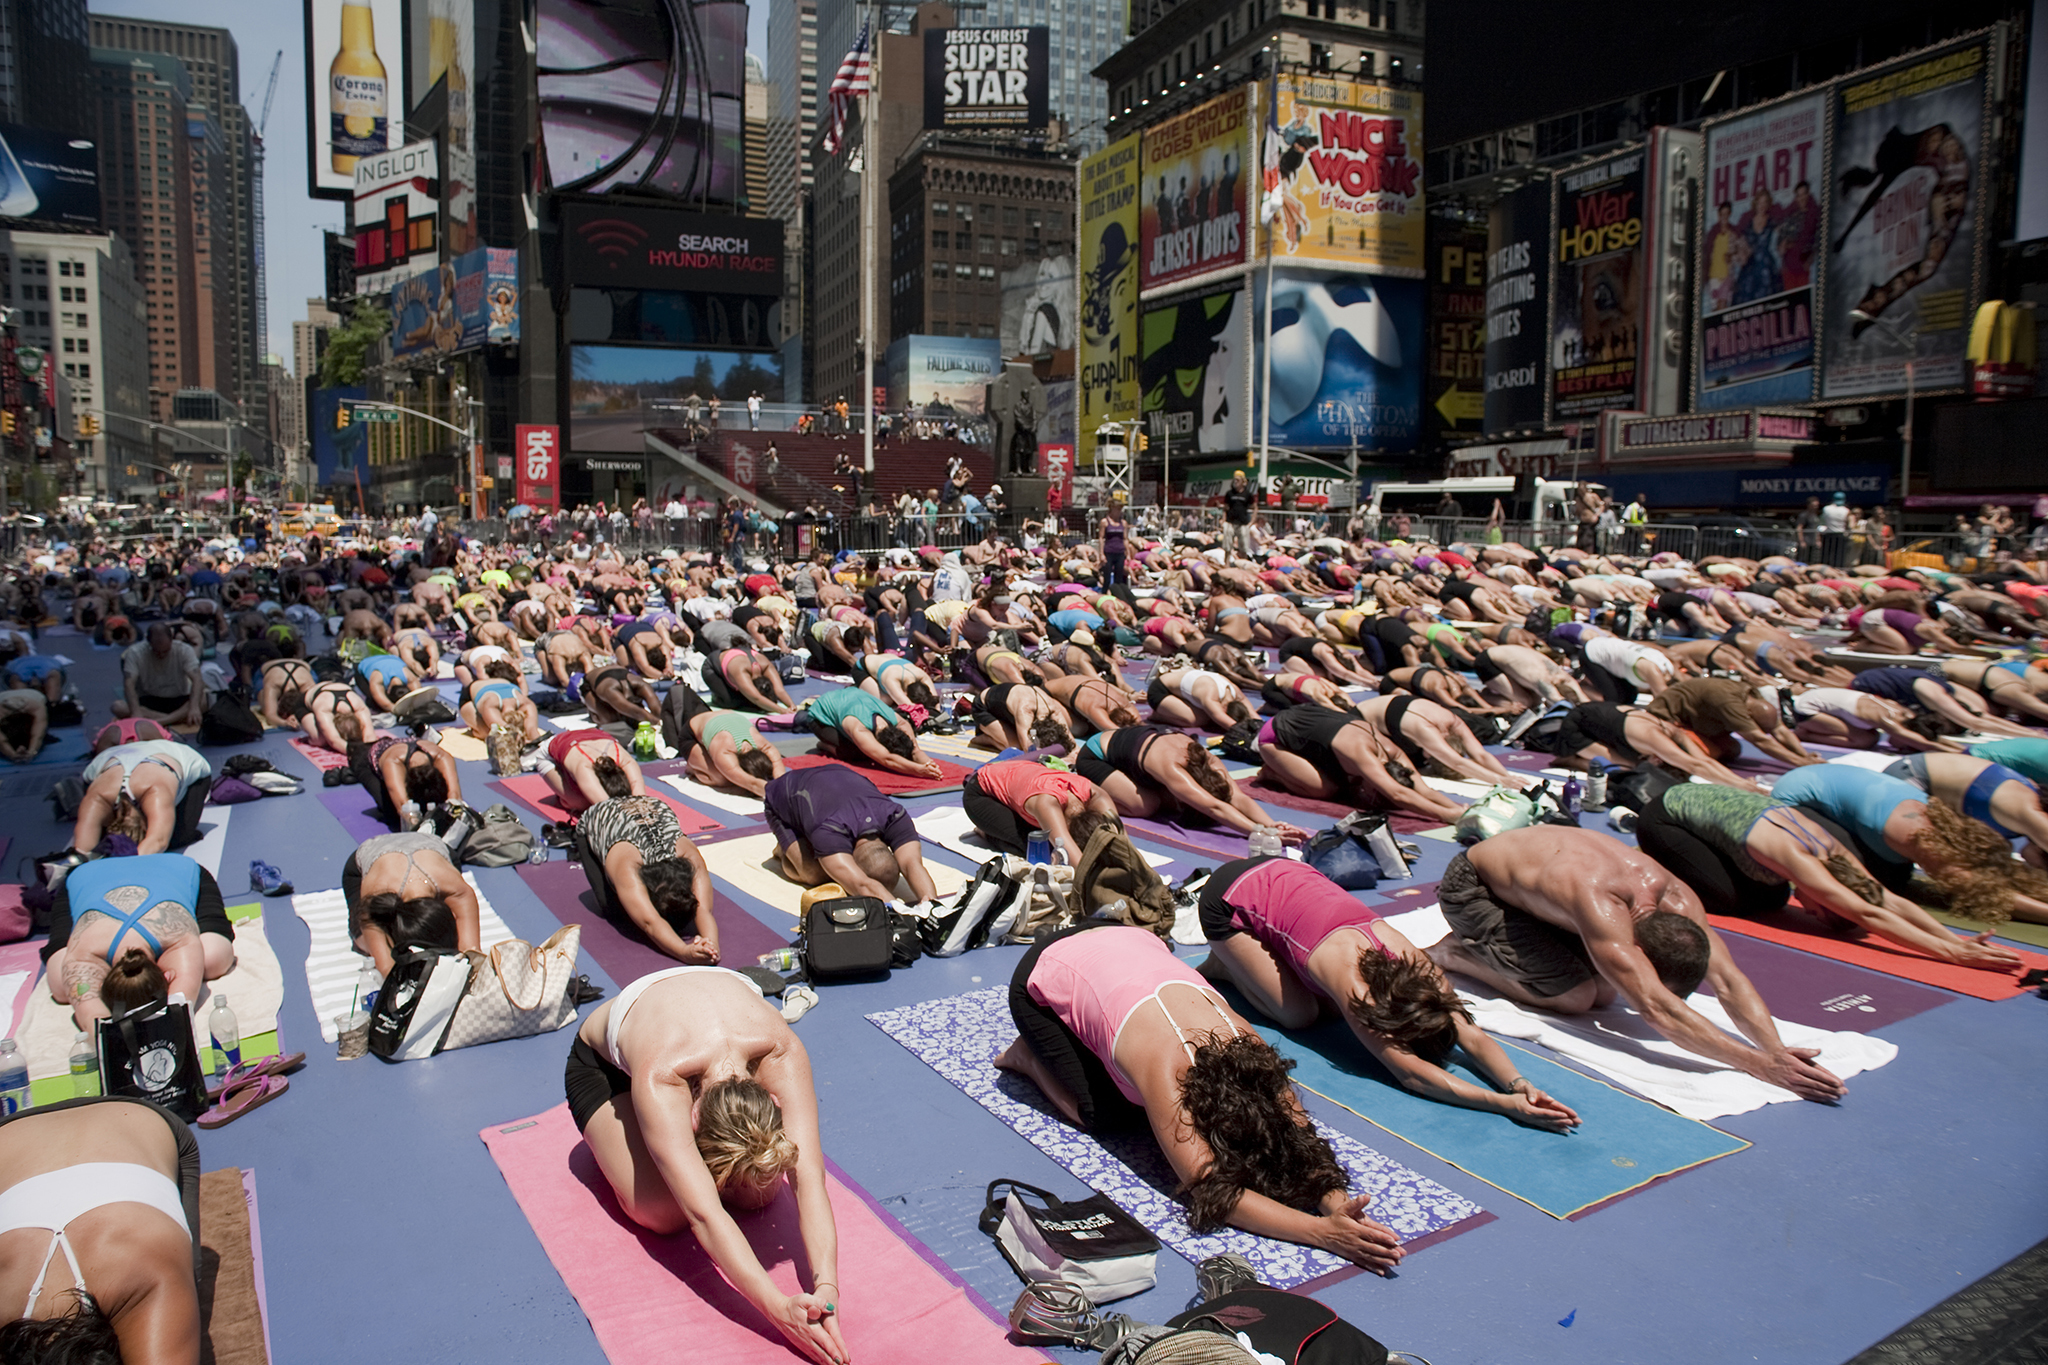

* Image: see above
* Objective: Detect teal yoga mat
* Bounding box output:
[1250,1016,1750,1219]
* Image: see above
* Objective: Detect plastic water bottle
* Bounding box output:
[69,1031,99,1099]
[356,960,384,1017]
[208,996,241,1074]
[632,720,658,758]
[1560,776,1583,817]
[0,1039,29,1116]
[1247,826,1283,860]
[1584,769,1609,811]
[1025,829,1051,865]
[757,947,800,972]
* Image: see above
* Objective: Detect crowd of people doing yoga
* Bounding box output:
[7,505,2048,1365]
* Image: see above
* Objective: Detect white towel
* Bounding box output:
[18,916,286,1082]
[914,805,1174,871]
[0,970,30,1033]
[707,830,967,919]
[1379,902,1452,948]
[293,873,516,1042]
[185,810,231,877]
[1828,750,1904,773]
[656,773,767,817]
[1456,987,1898,1121]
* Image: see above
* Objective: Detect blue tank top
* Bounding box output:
[65,854,202,960]
[805,687,901,732]
[358,654,409,687]
[1768,765,1918,863]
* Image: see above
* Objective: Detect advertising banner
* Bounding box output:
[1139,90,1250,292]
[351,139,439,296]
[1483,178,1551,434]
[1252,269,1423,452]
[1639,127,1702,416]
[1040,442,1074,510]
[514,424,559,511]
[923,27,1050,130]
[1264,74,1425,278]
[569,346,784,415]
[0,124,100,228]
[1000,255,1075,357]
[1821,36,1992,399]
[1551,147,1645,420]
[536,0,746,203]
[561,202,784,296]
[1139,284,1248,454]
[1078,132,1142,463]
[1425,221,1487,444]
[885,335,1004,418]
[389,247,517,359]
[485,248,520,344]
[414,0,477,254]
[1697,93,1824,408]
[305,0,406,200]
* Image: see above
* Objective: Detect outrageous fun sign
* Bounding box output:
[1139,89,1251,292]
[1264,74,1425,278]
[1697,92,1825,408]
[923,27,1050,129]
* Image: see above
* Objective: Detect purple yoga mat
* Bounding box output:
[315,786,394,845]
[1709,933,1952,1033]
[515,859,788,985]
[1121,813,1247,860]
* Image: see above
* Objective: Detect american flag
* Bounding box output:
[821,22,872,156]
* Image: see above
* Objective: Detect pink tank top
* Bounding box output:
[1027,926,1231,1105]
[1221,859,1395,1001]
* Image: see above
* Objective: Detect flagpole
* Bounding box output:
[861,5,877,488]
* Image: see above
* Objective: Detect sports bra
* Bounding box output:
[0,1162,191,1319]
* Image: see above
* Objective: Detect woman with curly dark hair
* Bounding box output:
[1198,856,1580,1131]
[997,922,1403,1272]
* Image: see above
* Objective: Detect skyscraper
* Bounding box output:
[745,51,770,213]
[768,0,817,370]
[90,17,259,420]
[0,0,93,142]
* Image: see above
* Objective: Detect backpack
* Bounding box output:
[1073,825,1176,936]
[1103,1288,1390,1365]
[920,856,1030,957]
[462,804,536,866]
[200,696,264,746]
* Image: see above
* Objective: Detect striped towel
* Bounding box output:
[293,873,516,1042]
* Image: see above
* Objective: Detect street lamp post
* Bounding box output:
[1850,309,1918,517]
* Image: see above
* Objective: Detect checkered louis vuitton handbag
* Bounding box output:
[440,925,582,1051]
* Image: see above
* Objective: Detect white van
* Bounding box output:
[1364,476,1603,530]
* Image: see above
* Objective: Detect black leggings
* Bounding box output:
[1633,792,1790,919]
[0,1096,203,1281]
[1008,922,1147,1133]
[167,781,210,850]
[962,774,1033,855]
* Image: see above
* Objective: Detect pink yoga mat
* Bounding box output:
[482,1103,1045,1364]
[784,752,975,796]
[1,939,42,1035]
[287,737,350,772]
[489,773,723,834]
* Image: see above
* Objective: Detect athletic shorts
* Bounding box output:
[1437,851,1593,999]
[565,1034,631,1133]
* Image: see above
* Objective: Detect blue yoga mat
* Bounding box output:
[1248,1013,1750,1219]
[15,735,92,769]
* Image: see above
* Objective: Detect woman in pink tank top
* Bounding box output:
[999,923,1403,1273]
[1200,857,1579,1132]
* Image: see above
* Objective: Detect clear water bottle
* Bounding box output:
[0,1038,30,1116]
[69,1031,99,1099]
[1247,826,1283,859]
[1025,829,1051,865]
[208,995,241,1074]
[757,947,800,972]
[356,960,385,1017]
[1584,769,1609,811]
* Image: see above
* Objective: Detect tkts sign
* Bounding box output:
[515,424,558,510]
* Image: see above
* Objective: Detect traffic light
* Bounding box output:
[0,410,13,438]
[1138,432,1149,452]
[78,414,100,437]
[335,403,353,430]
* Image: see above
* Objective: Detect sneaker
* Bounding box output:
[248,860,293,897]
[1194,1253,1262,1302]
[1006,1279,1145,1351]
[542,821,578,850]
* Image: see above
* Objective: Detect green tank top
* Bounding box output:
[1662,784,1790,884]
[700,710,762,752]
[805,688,901,732]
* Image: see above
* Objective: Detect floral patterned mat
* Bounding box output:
[867,988,1489,1288]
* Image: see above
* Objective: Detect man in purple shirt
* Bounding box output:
[763,765,943,902]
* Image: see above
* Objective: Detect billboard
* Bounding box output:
[305,0,406,201]
[310,385,370,484]
[1253,270,1423,452]
[999,256,1074,358]
[1821,36,1993,400]
[390,247,519,360]
[0,124,100,228]
[561,202,783,295]
[1140,284,1249,454]
[413,0,477,254]
[1483,178,1551,434]
[570,345,784,413]
[885,335,1004,418]
[1697,93,1824,409]
[1551,148,1645,420]
[515,424,560,511]
[1139,90,1250,293]
[1078,132,1141,462]
[1263,74,1425,278]
[1639,127,1702,416]
[352,139,439,296]
[537,0,747,205]
[1425,220,1487,444]
[923,27,1050,130]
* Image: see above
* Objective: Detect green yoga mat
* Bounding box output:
[1249,1013,1750,1219]
[1930,910,2048,951]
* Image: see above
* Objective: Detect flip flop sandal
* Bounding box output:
[206,1051,306,1103]
[197,1073,289,1129]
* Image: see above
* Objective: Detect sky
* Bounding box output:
[88,2,776,379]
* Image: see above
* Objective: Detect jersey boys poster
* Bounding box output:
[1697,93,1826,408]
[1551,148,1645,419]
[1821,36,1991,399]
[1139,90,1250,292]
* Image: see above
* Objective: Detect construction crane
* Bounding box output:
[250,50,282,365]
